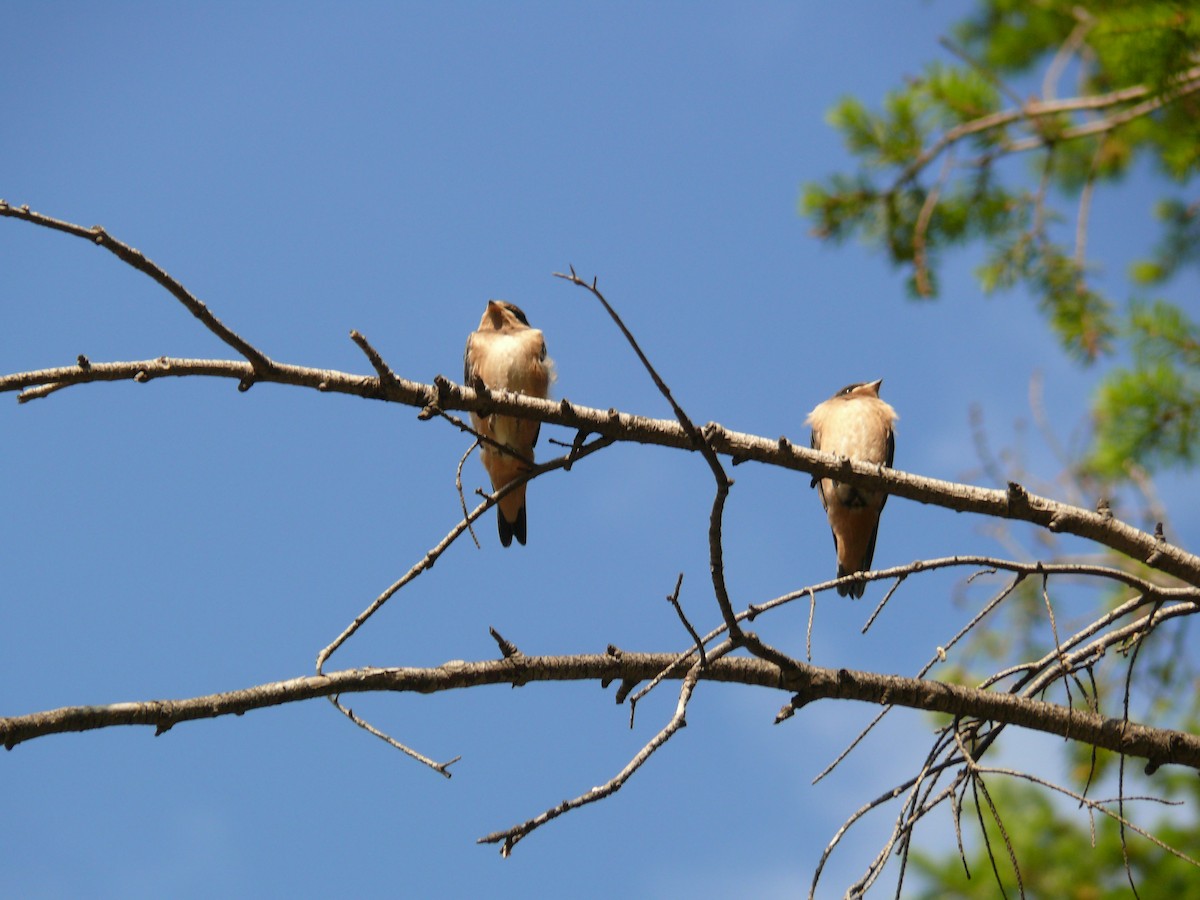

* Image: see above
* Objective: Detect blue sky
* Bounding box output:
[2,3,1194,898]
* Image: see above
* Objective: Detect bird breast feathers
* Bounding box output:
[807,396,896,462]
[473,331,553,396]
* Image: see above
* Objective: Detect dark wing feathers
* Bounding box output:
[463,340,475,385]
[878,425,895,512]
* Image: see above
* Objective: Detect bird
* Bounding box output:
[805,379,898,598]
[463,300,555,547]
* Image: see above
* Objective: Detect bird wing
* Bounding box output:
[878,424,895,512]
[809,424,825,494]
[529,336,549,448]
[463,334,479,385]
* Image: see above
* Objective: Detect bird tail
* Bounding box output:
[836,566,866,599]
[497,486,528,547]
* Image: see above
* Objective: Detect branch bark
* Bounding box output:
[4,352,1197,587]
[4,205,1197,583]
[4,653,1199,773]
[5,203,1200,888]
[890,65,1200,191]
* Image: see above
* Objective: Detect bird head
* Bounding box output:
[481,300,531,332]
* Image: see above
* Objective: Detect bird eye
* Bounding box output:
[838,382,861,396]
[505,304,530,326]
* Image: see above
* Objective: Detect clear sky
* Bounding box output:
[2,3,1194,898]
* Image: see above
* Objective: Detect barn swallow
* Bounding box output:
[805,379,898,597]
[464,300,555,547]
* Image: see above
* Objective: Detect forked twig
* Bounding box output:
[664,573,705,666]
[814,571,1027,788]
[479,641,734,856]
[973,765,1200,868]
[316,433,614,674]
[554,268,744,642]
[456,439,482,549]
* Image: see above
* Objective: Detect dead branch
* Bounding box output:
[4,652,1199,772]
[3,353,1195,587]
[7,207,1195,586]
[6,203,1200,892]
[0,202,270,370]
[479,641,733,856]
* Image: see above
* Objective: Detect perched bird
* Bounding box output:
[805,379,898,598]
[464,300,555,547]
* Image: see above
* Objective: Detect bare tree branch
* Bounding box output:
[554,269,747,645]
[315,431,615,673]
[0,201,270,370]
[332,697,460,778]
[4,354,1194,587]
[5,203,1200,889]
[4,651,1199,771]
[479,642,732,856]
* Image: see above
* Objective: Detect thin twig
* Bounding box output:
[1040,573,1074,712]
[16,381,71,402]
[315,434,614,674]
[1118,602,1156,897]
[556,268,744,644]
[556,267,753,657]
[0,202,271,369]
[912,148,956,297]
[973,765,1200,868]
[811,730,963,899]
[811,706,890,785]
[861,576,905,634]
[479,641,734,856]
[1017,599,1190,700]
[664,573,705,666]
[889,66,1200,190]
[333,697,459,777]
[1002,77,1200,154]
[553,268,703,444]
[806,588,816,662]
[456,439,482,549]
[841,729,958,896]
[917,573,1027,680]
[1042,10,1095,102]
[975,773,1023,898]
[641,554,1194,719]
[488,627,524,660]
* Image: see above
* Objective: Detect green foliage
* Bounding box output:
[923,62,1002,128]
[826,93,925,168]
[1135,199,1200,284]
[1088,301,1200,477]
[1088,4,1200,94]
[911,776,1200,899]
[803,0,1200,478]
[810,3,1200,891]
[956,1,1076,72]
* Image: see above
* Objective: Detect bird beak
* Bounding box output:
[485,300,505,327]
[868,378,883,394]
